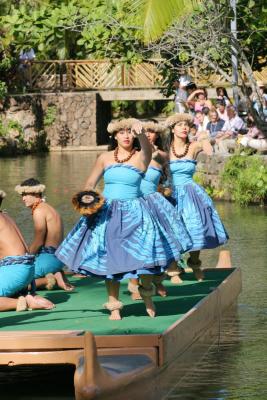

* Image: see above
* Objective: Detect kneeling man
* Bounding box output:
[0,190,54,311]
[15,178,74,291]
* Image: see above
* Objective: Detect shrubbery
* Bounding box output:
[221,155,267,206]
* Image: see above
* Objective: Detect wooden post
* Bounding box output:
[216,250,232,268]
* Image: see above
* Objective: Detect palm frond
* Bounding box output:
[128,0,200,42]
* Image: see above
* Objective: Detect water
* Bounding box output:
[0,153,266,400]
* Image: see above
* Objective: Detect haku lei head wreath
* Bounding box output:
[142,121,165,134]
[165,113,194,129]
[15,178,46,195]
[72,190,105,216]
[107,118,139,135]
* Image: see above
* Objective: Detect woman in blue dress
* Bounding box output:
[164,113,229,281]
[128,120,193,300]
[56,119,184,320]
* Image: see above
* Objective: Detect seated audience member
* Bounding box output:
[239,114,267,151]
[0,190,54,312]
[253,81,267,120]
[187,88,213,113]
[215,106,246,154]
[216,87,231,106]
[216,99,229,121]
[206,110,225,139]
[195,111,209,134]
[189,124,198,142]
[15,178,74,292]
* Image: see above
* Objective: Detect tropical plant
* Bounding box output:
[221,154,267,206]
[117,0,199,43]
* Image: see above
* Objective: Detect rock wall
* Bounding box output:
[0,92,111,153]
[196,153,227,189]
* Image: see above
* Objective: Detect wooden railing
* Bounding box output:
[26,59,267,91]
[27,59,165,91]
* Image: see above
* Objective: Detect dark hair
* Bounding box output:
[186,83,197,91]
[145,119,164,150]
[202,106,210,115]
[20,178,41,187]
[216,87,230,99]
[216,99,226,107]
[108,135,140,151]
[197,87,208,99]
[163,128,190,153]
[0,198,2,207]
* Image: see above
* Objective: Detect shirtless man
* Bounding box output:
[15,178,74,291]
[0,190,54,311]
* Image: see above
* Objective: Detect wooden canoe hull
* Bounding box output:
[0,267,242,399]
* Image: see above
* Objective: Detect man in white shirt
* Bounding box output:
[215,106,246,154]
[173,74,193,113]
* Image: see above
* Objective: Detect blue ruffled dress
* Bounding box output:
[140,166,192,253]
[56,164,183,279]
[169,159,229,250]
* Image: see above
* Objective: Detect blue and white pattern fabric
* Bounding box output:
[169,159,229,250]
[0,254,35,297]
[140,166,192,254]
[56,164,183,280]
[34,246,64,278]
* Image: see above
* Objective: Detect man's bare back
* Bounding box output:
[0,212,28,259]
[30,202,63,253]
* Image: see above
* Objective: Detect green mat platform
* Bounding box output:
[0,270,232,335]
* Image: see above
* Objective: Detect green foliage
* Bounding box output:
[112,99,172,118]
[0,118,23,137]
[43,104,57,127]
[221,155,267,206]
[0,0,145,62]
[0,81,7,100]
[194,172,225,200]
[124,0,199,43]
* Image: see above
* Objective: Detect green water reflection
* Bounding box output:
[0,152,266,400]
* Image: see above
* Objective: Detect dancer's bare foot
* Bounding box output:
[143,296,156,318]
[155,283,167,297]
[139,286,156,318]
[109,309,122,320]
[131,292,142,300]
[193,269,205,282]
[54,271,75,291]
[187,255,204,282]
[25,294,55,310]
[103,300,123,320]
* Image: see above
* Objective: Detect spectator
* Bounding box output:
[255,81,267,120]
[195,111,209,133]
[18,48,35,90]
[215,105,246,154]
[216,87,231,106]
[206,110,225,139]
[189,124,198,142]
[173,74,194,113]
[216,99,228,121]
[239,114,267,151]
[187,87,213,113]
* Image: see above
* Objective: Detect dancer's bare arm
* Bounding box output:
[84,153,105,190]
[132,122,152,169]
